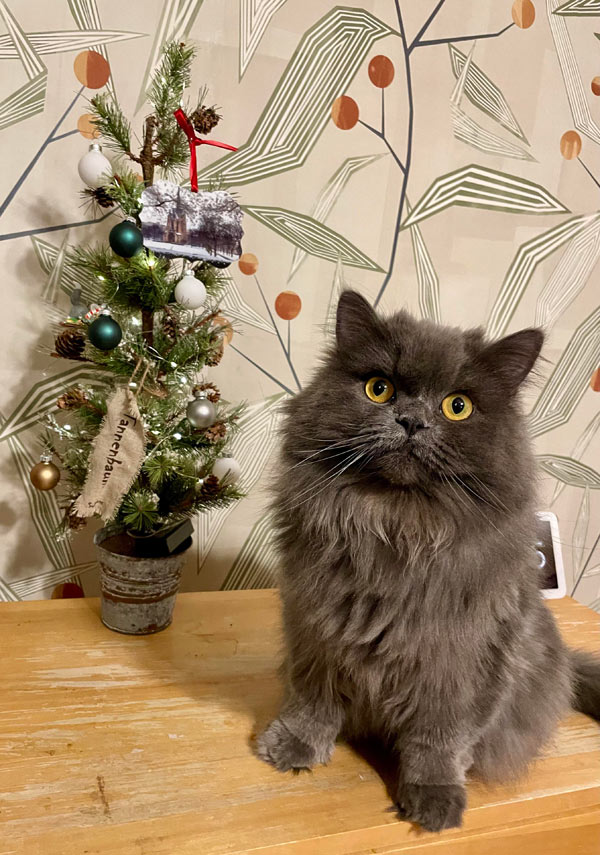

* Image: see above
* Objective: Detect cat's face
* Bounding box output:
[286,291,543,492]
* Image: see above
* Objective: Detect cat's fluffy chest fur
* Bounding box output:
[278,478,530,712]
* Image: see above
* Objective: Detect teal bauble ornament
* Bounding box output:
[109,219,143,258]
[88,311,122,350]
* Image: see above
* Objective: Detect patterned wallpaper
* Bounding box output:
[0,0,599,609]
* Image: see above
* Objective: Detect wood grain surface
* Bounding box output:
[0,591,599,855]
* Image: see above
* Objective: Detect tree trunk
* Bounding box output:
[139,120,157,347]
[141,307,154,348]
[140,115,157,187]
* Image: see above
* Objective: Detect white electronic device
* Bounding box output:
[536,511,566,599]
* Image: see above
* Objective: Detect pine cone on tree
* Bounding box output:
[192,382,220,403]
[199,474,220,498]
[66,507,87,531]
[162,312,178,341]
[190,105,221,135]
[203,421,226,443]
[205,342,223,367]
[80,186,115,210]
[57,387,88,410]
[54,328,86,361]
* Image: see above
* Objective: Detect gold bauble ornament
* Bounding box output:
[30,459,61,491]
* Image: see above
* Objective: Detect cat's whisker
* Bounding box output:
[444,472,515,547]
[285,445,359,471]
[438,448,511,515]
[450,473,504,513]
[285,433,376,471]
[288,429,390,471]
[431,443,510,515]
[292,433,369,446]
[468,473,512,514]
[282,449,368,512]
[431,440,469,474]
[278,446,370,511]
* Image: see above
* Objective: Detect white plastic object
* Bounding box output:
[537,511,566,599]
[77,143,112,189]
[211,457,241,486]
[174,270,207,310]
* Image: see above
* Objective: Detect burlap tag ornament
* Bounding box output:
[74,387,145,521]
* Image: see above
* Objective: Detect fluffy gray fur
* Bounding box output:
[257,291,600,832]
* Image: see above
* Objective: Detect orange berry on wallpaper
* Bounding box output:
[77,113,100,139]
[560,130,582,159]
[238,252,259,275]
[512,0,535,28]
[592,77,600,96]
[275,291,302,320]
[73,50,111,89]
[368,55,395,88]
[331,95,359,130]
[212,314,233,345]
[590,366,600,392]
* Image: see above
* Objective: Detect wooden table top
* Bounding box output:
[0,591,599,855]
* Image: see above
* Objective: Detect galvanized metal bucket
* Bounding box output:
[94,527,191,635]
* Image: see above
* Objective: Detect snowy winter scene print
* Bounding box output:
[140,181,244,264]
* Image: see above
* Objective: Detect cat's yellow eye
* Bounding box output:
[365,376,395,404]
[441,393,473,421]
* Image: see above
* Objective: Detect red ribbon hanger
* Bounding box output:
[173,108,238,192]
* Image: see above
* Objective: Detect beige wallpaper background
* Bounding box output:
[0,0,599,608]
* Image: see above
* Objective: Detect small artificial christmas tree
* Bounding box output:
[37,42,243,563]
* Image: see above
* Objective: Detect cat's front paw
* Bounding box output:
[256,718,330,772]
[395,782,466,832]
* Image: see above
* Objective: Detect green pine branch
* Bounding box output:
[90,93,138,161]
[148,41,195,119]
[106,169,144,218]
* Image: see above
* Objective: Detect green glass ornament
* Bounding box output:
[88,312,122,350]
[109,219,143,258]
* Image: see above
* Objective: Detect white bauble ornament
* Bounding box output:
[78,143,112,189]
[174,270,207,310]
[212,457,241,486]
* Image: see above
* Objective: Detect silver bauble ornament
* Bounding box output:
[186,393,216,428]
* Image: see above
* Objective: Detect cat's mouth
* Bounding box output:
[355,427,466,487]
[347,433,435,485]
[309,430,449,487]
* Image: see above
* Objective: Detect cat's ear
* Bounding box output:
[477,328,544,394]
[336,290,385,353]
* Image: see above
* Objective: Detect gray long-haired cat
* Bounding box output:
[257,290,600,832]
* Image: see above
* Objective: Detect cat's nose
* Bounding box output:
[395,416,427,438]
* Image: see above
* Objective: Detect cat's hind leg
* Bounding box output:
[470,630,572,783]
